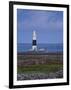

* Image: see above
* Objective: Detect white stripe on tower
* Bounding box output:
[32,30,37,51]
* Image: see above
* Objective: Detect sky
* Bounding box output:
[17,9,63,44]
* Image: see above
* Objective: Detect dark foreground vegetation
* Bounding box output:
[17,52,63,80]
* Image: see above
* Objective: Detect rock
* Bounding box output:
[17,70,63,80]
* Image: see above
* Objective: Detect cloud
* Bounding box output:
[17,9,63,32]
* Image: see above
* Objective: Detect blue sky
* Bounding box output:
[17,9,63,44]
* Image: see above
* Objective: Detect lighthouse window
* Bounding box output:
[32,40,36,45]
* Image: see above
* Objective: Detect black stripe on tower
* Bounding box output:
[32,40,36,45]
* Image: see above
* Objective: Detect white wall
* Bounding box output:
[0,0,71,90]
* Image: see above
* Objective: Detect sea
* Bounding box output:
[17,43,63,53]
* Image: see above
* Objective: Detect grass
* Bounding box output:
[17,64,63,74]
[17,52,63,74]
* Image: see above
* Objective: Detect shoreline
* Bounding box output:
[17,51,63,55]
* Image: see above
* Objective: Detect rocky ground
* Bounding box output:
[17,70,63,80]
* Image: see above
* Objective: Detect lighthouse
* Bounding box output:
[32,30,37,51]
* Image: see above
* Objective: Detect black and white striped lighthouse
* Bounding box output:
[32,30,37,51]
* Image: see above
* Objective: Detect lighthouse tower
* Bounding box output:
[32,30,37,51]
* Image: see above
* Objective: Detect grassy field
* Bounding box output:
[17,52,63,80]
[17,52,63,73]
[17,64,63,74]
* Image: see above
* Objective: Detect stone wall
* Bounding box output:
[17,54,63,67]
